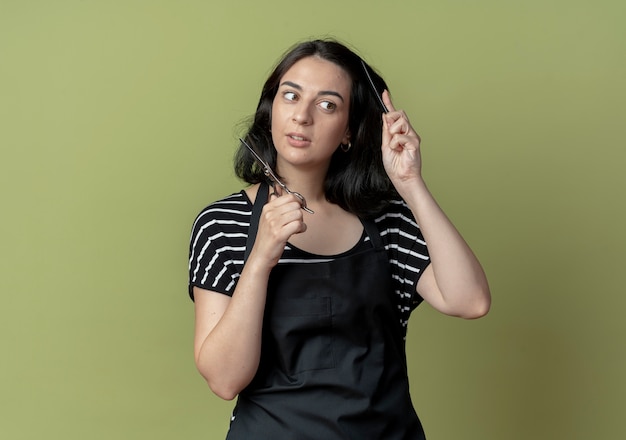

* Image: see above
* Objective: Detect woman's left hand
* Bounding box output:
[380,90,422,190]
[380,92,491,320]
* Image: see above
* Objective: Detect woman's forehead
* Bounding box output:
[280,56,352,95]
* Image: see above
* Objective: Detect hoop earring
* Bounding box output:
[341,141,352,152]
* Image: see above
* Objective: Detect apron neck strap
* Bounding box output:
[361,217,384,252]
[244,180,269,263]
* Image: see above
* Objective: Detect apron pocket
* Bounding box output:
[269,296,335,375]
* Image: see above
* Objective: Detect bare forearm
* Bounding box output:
[379,91,490,317]
[400,179,491,317]
[194,193,308,399]
[195,259,271,400]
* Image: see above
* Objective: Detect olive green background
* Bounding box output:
[1,0,624,439]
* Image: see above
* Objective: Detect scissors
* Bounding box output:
[239,138,314,214]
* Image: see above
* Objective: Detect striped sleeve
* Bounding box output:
[375,199,431,328]
[188,192,251,300]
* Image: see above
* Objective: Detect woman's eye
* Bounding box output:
[319,101,336,111]
[283,91,297,101]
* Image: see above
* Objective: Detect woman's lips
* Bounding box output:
[286,133,311,147]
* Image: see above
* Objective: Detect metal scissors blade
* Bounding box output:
[361,59,389,114]
[239,138,314,214]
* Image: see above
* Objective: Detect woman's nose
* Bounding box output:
[292,103,312,125]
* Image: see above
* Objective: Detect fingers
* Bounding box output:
[380,90,421,152]
[265,192,307,235]
[381,90,413,136]
[382,89,396,112]
[272,184,284,197]
[252,193,306,267]
[382,114,416,152]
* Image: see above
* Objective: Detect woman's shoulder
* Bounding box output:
[191,190,253,233]
[370,198,426,243]
[372,199,417,226]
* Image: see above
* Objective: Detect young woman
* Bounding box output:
[188,39,490,439]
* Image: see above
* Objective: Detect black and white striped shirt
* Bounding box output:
[188,191,430,330]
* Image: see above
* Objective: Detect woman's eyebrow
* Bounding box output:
[280,81,345,102]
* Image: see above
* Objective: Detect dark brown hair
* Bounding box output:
[235,39,396,217]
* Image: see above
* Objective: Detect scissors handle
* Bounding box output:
[285,188,314,214]
[240,138,314,214]
[268,180,313,214]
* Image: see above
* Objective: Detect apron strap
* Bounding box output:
[361,217,384,252]
[244,180,270,263]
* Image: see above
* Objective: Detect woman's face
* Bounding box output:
[271,56,352,174]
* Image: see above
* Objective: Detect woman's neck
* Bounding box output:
[275,162,329,206]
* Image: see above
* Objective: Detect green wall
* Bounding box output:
[1,1,624,438]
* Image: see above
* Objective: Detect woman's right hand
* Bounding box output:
[194,185,307,400]
[250,188,307,269]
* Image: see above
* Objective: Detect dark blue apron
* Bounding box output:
[227,182,425,439]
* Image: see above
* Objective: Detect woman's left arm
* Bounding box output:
[381,91,491,319]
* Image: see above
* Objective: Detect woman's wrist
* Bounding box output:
[395,177,432,215]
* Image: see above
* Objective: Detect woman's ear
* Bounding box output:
[342,129,351,145]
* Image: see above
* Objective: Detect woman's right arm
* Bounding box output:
[193,192,306,400]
